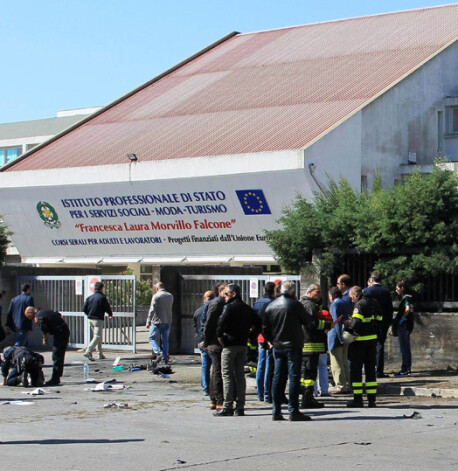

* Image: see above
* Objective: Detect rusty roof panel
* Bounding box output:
[6,4,458,172]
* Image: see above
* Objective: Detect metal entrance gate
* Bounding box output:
[180,274,301,353]
[16,275,136,352]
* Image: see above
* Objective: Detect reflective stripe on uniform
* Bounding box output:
[249,366,257,374]
[356,334,377,341]
[302,343,325,353]
[318,319,325,330]
[247,342,257,351]
[352,382,363,394]
[365,381,377,394]
[301,379,315,387]
[376,315,383,321]
[353,313,375,323]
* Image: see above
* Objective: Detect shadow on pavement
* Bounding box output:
[317,415,404,421]
[0,397,62,401]
[382,404,458,410]
[0,438,145,445]
[383,379,447,386]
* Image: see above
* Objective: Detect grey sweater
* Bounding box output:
[147,289,174,324]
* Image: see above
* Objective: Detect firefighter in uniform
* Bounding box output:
[300,284,334,408]
[345,286,382,408]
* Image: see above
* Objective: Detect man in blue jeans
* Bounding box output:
[262,281,311,422]
[254,282,275,402]
[193,290,215,394]
[146,282,174,363]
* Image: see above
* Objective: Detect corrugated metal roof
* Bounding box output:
[5,4,458,172]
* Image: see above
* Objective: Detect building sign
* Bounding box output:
[0,170,306,259]
[75,277,83,295]
[249,278,259,298]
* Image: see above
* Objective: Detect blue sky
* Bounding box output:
[1,0,455,123]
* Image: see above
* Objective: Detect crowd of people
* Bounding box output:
[0,272,414,415]
[194,272,414,420]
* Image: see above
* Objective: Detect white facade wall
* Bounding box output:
[303,112,362,193]
[360,41,458,188]
[304,41,458,191]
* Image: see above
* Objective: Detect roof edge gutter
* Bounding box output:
[2,31,240,172]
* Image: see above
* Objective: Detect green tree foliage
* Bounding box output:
[121,268,153,306]
[0,218,11,262]
[266,165,458,292]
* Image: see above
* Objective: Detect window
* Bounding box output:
[26,143,39,151]
[445,106,458,135]
[453,108,458,133]
[140,265,154,283]
[0,146,22,166]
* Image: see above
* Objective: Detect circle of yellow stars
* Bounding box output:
[243,192,264,214]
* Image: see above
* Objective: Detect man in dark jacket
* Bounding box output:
[214,284,260,416]
[2,345,44,387]
[201,282,227,410]
[364,271,393,378]
[6,284,34,346]
[193,290,215,395]
[82,282,113,361]
[263,281,340,421]
[300,284,334,408]
[337,274,353,308]
[25,307,70,386]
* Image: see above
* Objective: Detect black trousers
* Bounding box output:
[51,328,70,381]
[301,353,319,389]
[348,340,377,400]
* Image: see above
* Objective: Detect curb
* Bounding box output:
[379,384,458,399]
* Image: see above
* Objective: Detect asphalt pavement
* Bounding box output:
[1,345,457,471]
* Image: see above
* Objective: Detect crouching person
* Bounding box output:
[2,346,44,387]
[24,307,70,386]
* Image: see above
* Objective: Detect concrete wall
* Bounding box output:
[360,41,458,189]
[385,312,458,370]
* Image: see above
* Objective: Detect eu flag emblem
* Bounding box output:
[236,189,271,215]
